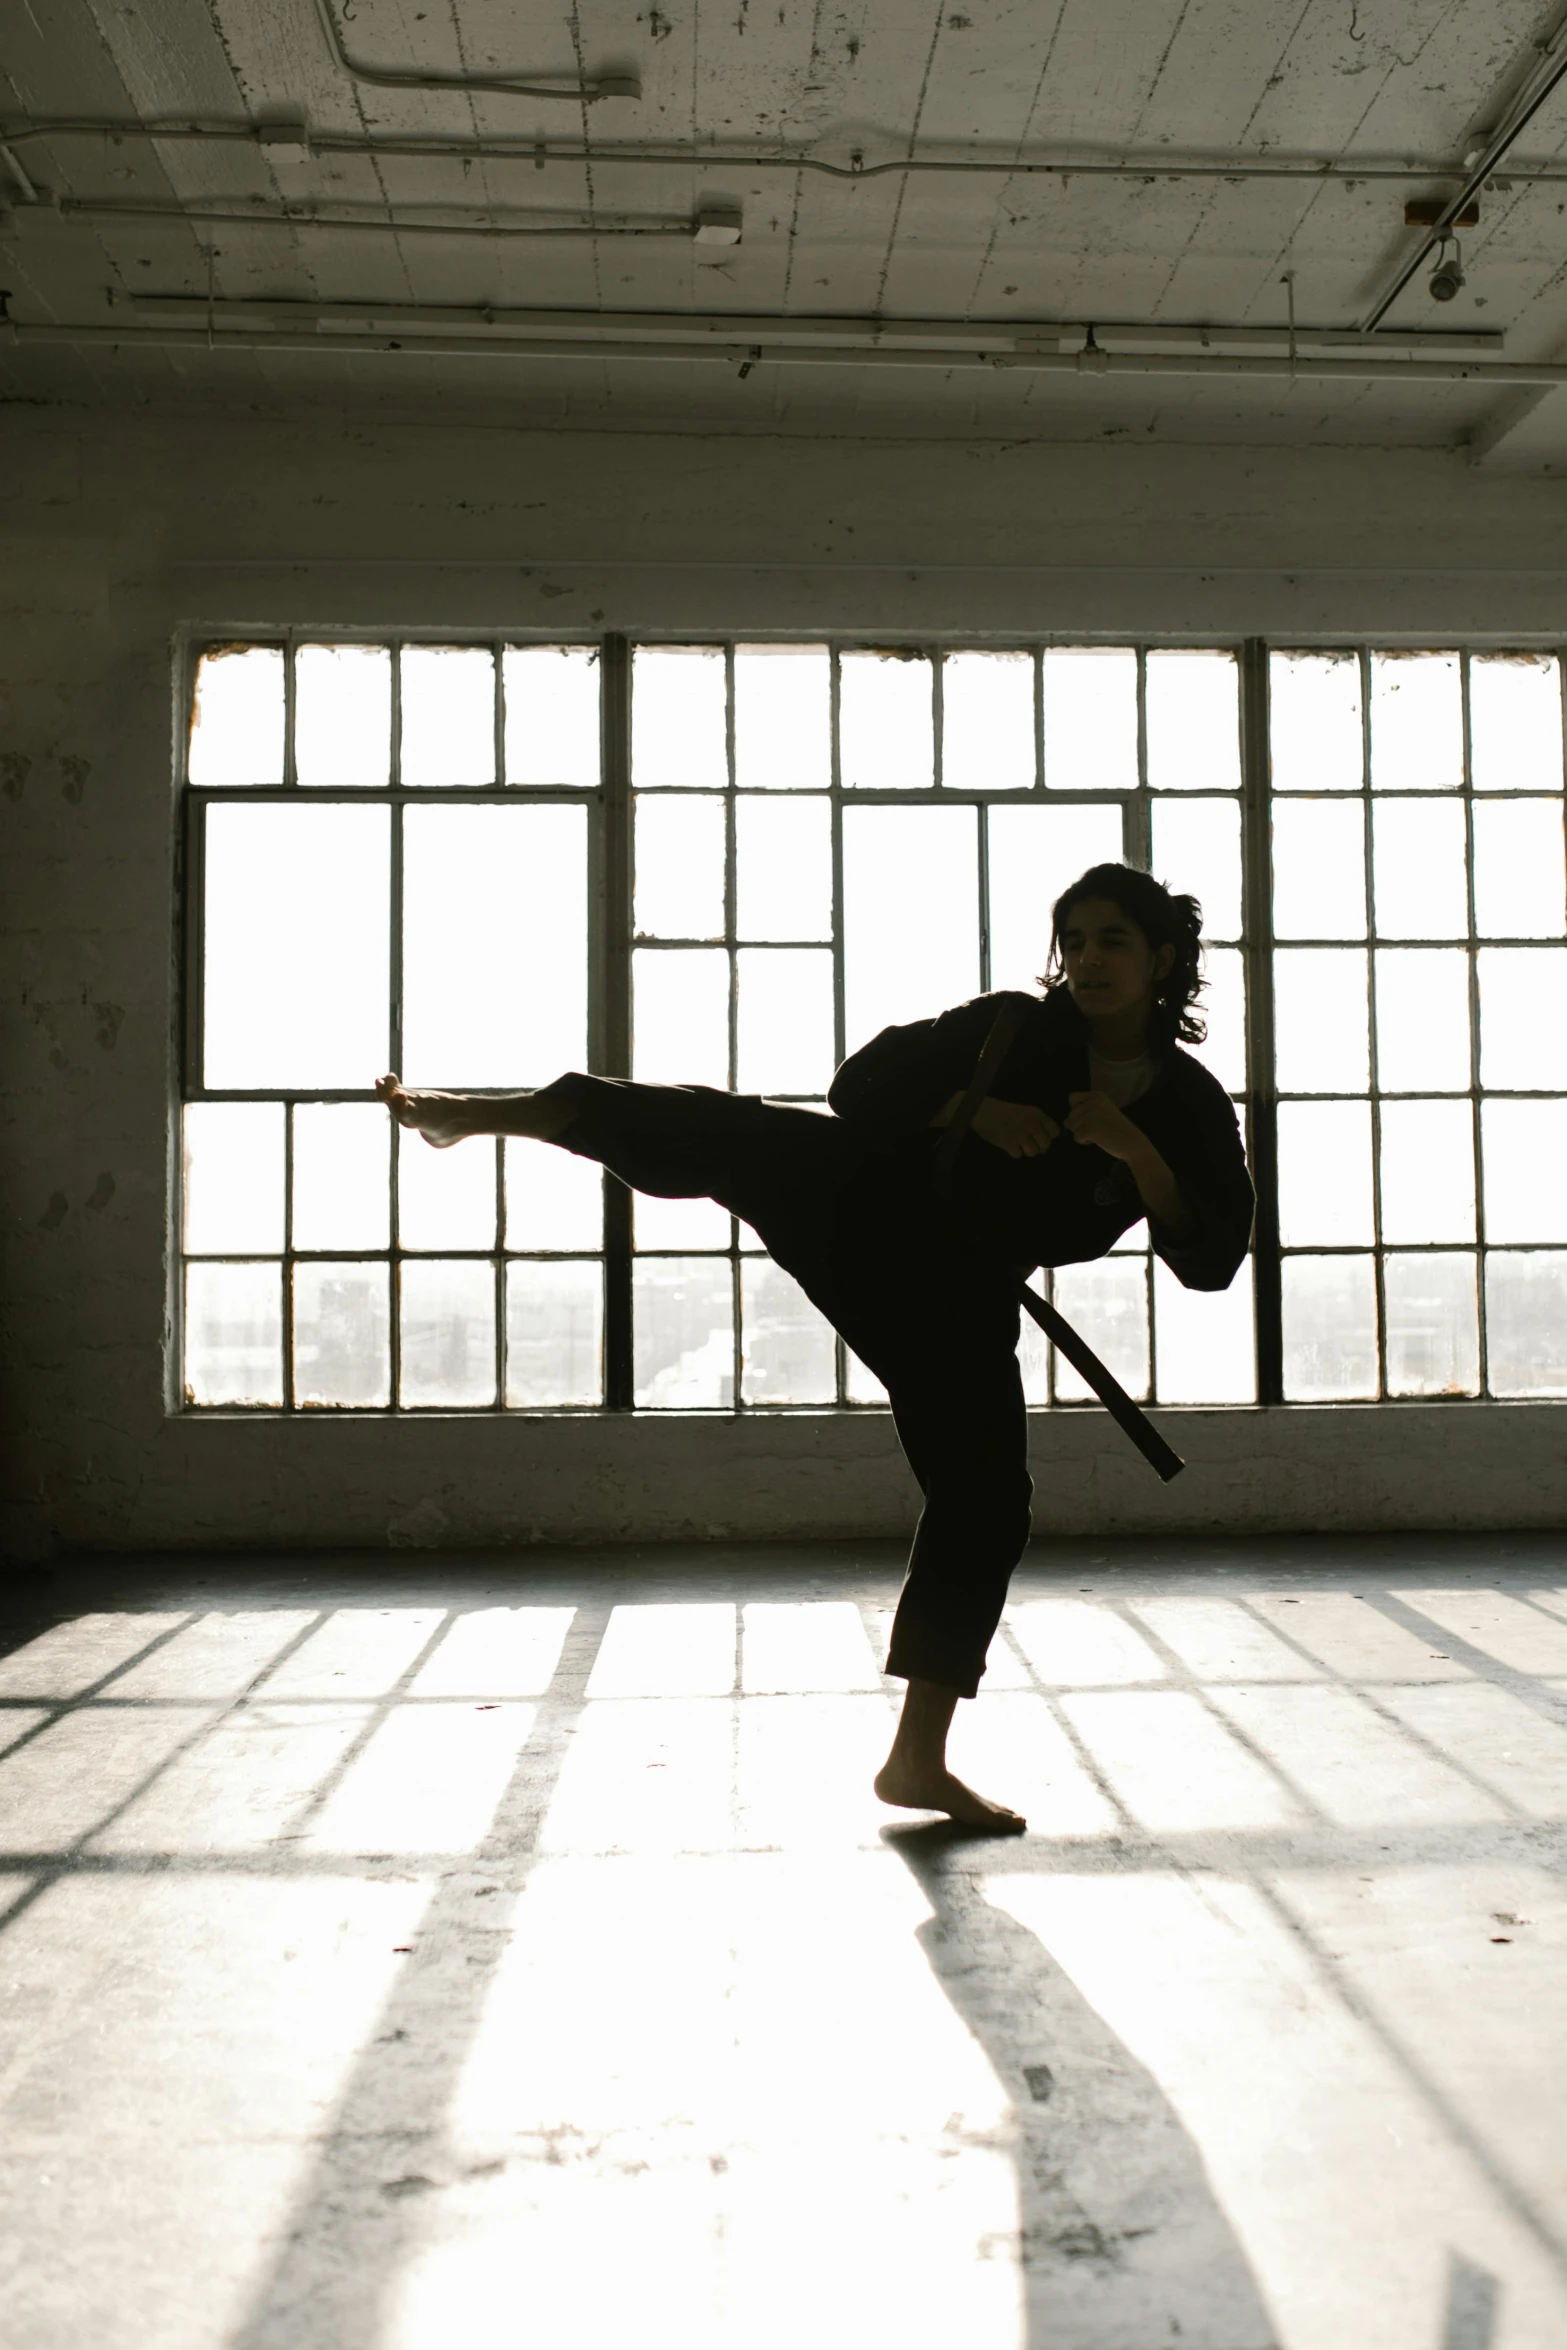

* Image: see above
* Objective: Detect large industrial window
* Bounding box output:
[175,634,1563,1415]
[1267,648,1567,1401]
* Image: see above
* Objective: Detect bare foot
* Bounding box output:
[375,1073,475,1149]
[873,1758,1026,1834]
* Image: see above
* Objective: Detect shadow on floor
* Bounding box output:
[885,1820,1280,2350]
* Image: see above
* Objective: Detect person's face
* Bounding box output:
[1057,898,1174,1026]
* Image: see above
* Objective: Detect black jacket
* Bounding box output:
[827,988,1255,1291]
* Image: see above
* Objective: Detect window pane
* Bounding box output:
[1018,1284,1050,1404]
[1273,949,1368,1093]
[400,647,494,786]
[295,644,390,788]
[1472,800,1566,939]
[188,646,283,786]
[293,1263,390,1408]
[987,803,1124,993]
[1189,946,1247,1094]
[1271,800,1366,941]
[737,951,834,1094]
[292,1104,389,1250]
[633,947,729,1086]
[1270,653,1362,793]
[1380,1101,1475,1243]
[1369,653,1462,791]
[399,1260,496,1406]
[502,645,599,786]
[1277,1100,1373,1246]
[402,804,587,1085]
[1478,948,1567,1089]
[1485,1251,1567,1395]
[734,645,829,790]
[183,1103,283,1253]
[1150,797,1241,941]
[1145,651,1241,792]
[1384,1253,1479,1397]
[1374,949,1472,1091]
[1482,1100,1567,1242]
[842,805,978,1050]
[1153,1256,1256,1403]
[1470,653,1562,793]
[504,1138,602,1251]
[635,1194,731,1250]
[398,1129,497,1251]
[635,795,726,939]
[505,1260,603,1406]
[1281,1255,1378,1400]
[839,651,933,789]
[203,804,389,1089]
[740,1260,836,1403]
[1371,798,1468,939]
[633,1258,733,1406]
[632,647,727,788]
[941,651,1034,791]
[736,797,832,940]
[1043,648,1137,790]
[1052,1257,1149,1401]
[184,1261,282,1406]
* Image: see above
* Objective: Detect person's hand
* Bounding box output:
[1065,1090,1145,1161]
[971,1099,1061,1159]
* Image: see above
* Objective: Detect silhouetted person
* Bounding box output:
[378,863,1253,1830]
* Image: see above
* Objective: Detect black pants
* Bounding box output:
[554,1076,1033,1699]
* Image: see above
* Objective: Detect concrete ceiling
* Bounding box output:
[5,0,1567,457]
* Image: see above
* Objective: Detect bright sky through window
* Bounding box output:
[178,635,1567,1415]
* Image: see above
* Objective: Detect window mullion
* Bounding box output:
[1239,636,1283,1405]
[830,647,849,1404]
[283,1103,296,1412]
[1362,647,1387,1399]
[600,633,634,1410]
[388,654,406,1408]
[1463,651,1491,1398]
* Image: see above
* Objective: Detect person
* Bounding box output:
[376,862,1254,1833]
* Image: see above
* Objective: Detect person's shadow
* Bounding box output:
[883,1820,1282,2350]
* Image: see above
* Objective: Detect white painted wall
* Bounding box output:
[5,409,1567,1562]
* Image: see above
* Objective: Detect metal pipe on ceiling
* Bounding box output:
[38,198,697,242]
[11,317,1566,384]
[107,296,1502,357]
[309,0,637,102]
[3,114,1565,190]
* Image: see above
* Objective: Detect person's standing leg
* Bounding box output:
[864,1273,1033,1830]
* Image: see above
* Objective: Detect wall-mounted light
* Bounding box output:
[693,204,742,247]
[1429,236,1465,301]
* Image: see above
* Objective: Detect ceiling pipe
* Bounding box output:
[309,0,637,103]
[28,198,699,243]
[11,318,1564,384]
[109,296,1501,357]
[4,114,1567,191]
[1358,0,1567,329]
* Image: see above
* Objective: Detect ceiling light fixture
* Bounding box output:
[693,204,743,247]
[1428,236,1466,301]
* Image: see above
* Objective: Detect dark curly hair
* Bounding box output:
[1039,862,1208,1052]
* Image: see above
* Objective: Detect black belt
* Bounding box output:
[932,1003,1184,1484]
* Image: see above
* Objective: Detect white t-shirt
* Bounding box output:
[1086,1046,1157,1109]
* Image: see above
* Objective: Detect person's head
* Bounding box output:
[1041,863,1207,1051]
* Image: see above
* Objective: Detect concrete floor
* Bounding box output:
[1,1539,1565,2350]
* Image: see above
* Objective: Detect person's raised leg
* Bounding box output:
[374,1073,578,1149]
[873,1677,1025,1833]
